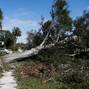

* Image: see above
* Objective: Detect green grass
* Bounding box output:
[17,78,60,89]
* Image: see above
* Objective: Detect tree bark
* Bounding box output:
[40,29,50,46]
[2,43,55,63]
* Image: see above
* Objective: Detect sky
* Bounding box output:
[0,0,89,43]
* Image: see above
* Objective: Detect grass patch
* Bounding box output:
[17,78,59,89]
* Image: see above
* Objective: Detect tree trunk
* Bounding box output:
[2,29,67,63]
[2,44,55,63]
[2,29,53,63]
[40,29,50,46]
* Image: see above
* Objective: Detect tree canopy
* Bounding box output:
[0,8,3,30]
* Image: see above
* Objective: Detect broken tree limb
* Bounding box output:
[2,43,55,63]
[40,29,51,46]
[2,29,78,63]
[1,35,74,63]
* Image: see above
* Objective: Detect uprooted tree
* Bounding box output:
[3,0,89,63]
[2,0,74,63]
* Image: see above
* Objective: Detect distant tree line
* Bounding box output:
[0,9,21,50]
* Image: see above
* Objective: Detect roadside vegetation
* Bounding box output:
[15,47,89,89]
[0,58,3,77]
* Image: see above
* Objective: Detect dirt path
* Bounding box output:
[0,70,17,89]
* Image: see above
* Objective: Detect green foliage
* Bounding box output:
[0,8,3,30]
[27,32,43,49]
[41,20,52,37]
[12,27,21,37]
[17,78,60,89]
[33,33,43,46]
[55,71,89,89]
[37,45,72,67]
[0,8,3,20]
[0,30,14,48]
[5,30,14,48]
[12,27,22,50]
[16,43,26,50]
[74,11,89,48]
[52,0,72,31]
[40,20,56,44]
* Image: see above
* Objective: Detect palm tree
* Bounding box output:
[0,9,3,30]
[12,27,21,50]
[12,27,21,37]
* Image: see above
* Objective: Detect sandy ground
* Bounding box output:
[0,70,17,89]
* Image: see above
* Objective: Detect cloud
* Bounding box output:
[10,8,34,19]
[4,17,39,29]
[14,8,32,17]
[3,17,40,43]
[2,7,41,43]
[87,6,89,11]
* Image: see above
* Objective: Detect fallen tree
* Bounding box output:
[1,0,76,63]
[1,20,78,63]
[2,22,61,63]
[2,43,55,63]
[2,32,79,63]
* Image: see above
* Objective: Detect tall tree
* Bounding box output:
[12,27,21,50]
[12,27,21,37]
[0,9,3,30]
[0,30,14,48]
[51,0,72,42]
[4,31,14,49]
[27,31,43,49]
[40,20,55,45]
[74,10,89,48]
